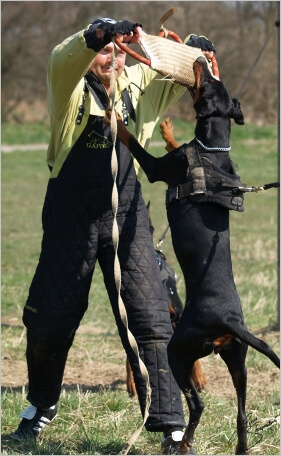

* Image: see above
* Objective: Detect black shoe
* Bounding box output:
[11,405,57,440]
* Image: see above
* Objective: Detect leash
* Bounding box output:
[155,224,170,250]
[235,20,280,98]
[166,178,279,207]
[237,181,280,192]
[108,43,152,456]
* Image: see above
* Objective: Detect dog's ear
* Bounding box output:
[232,98,244,125]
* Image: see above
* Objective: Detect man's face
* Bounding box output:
[89,42,127,85]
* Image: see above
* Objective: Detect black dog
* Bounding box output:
[126,201,206,397]
[106,56,280,455]
[147,201,184,331]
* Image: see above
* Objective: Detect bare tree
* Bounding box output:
[1,1,279,124]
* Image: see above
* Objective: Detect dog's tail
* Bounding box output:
[231,324,280,368]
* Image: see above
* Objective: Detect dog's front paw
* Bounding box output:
[180,437,198,455]
[160,117,174,140]
[160,117,179,152]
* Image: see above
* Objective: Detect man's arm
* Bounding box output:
[47,21,142,119]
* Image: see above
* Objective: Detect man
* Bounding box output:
[12,18,188,454]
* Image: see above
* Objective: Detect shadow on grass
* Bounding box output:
[1,434,144,455]
[2,379,126,396]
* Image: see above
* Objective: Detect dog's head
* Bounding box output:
[191,56,244,125]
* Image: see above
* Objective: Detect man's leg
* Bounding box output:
[98,199,186,452]
[12,180,98,439]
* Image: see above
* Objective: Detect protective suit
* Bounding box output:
[23,22,187,431]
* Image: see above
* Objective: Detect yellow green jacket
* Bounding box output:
[47,26,186,179]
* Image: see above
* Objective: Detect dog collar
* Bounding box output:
[195,137,231,152]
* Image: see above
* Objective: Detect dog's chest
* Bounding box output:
[161,147,189,186]
[164,147,232,186]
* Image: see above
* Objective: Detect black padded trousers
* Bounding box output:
[23,178,186,431]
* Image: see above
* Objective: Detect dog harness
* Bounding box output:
[166,141,246,211]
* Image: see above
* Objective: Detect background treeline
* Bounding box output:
[1,1,280,125]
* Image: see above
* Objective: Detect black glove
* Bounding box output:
[113,20,142,36]
[84,20,142,52]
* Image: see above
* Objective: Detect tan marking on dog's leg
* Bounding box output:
[192,60,203,105]
[126,357,137,397]
[213,334,235,352]
[192,359,207,392]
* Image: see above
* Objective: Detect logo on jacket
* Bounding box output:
[87,130,113,149]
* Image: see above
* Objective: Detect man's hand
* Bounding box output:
[86,20,142,51]
[114,23,143,44]
[97,21,142,44]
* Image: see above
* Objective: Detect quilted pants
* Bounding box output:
[22,116,186,431]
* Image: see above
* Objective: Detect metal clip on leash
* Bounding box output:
[237,181,280,193]
[155,224,170,250]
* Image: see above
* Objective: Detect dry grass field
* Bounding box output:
[1,120,280,454]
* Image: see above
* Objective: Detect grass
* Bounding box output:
[1,122,50,144]
[1,120,280,454]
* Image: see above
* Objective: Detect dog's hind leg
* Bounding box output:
[180,365,204,455]
[126,357,137,397]
[192,359,207,392]
[168,348,204,454]
[219,341,249,455]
